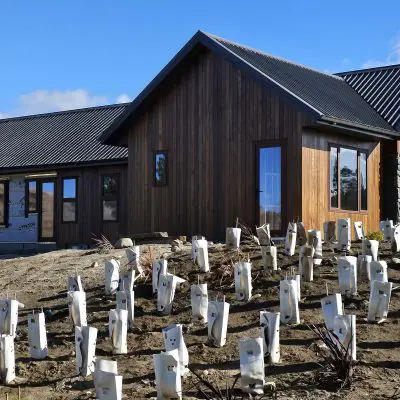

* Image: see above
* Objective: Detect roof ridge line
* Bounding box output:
[203,31,344,82]
[336,63,400,76]
[0,102,130,123]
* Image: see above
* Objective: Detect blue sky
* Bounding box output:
[1,0,399,118]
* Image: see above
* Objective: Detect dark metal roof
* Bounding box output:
[100,31,396,145]
[0,103,128,170]
[337,64,400,130]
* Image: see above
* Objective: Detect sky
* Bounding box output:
[1,0,400,118]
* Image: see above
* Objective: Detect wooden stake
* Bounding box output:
[326,283,329,297]
[18,387,21,400]
[235,217,239,228]
[198,275,200,285]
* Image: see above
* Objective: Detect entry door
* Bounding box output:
[38,180,56,242]
[258,145,283,232]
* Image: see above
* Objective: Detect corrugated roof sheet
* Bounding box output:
[209,33,394,131]
[337,64,400,130]
[0,103,128,169]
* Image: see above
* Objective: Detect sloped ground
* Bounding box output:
[0,240,398,399]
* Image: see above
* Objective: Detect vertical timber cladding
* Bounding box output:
[127,49,315,240]
[302,130,381,239]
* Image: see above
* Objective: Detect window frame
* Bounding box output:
[25,179,38,217]
[329,143,368,213]
[62,177,78,223]
[153,150,168,186]
[0,180,9,227]
[101,173,119,222]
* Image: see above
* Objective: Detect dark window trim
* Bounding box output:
[328,143,369,213]
[62,177,78,223]
[25,179,38,217]
[101,173,119,222]
[0,180,9,227]
[153,150,168,186]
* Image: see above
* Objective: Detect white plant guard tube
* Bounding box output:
[321,293,343,330]
[261,246,277,272]
[280,279,300,325]
[367,281,393,322]
[333,314,356,361]
[392,224,400,253]
[239,337,265,395]
[119,270,135,292]
[234,261,252,301]
[307,230,322,259]
[256,224,272,246]
[157,274,178,316]
[323,221,336,244]
[190,283,208,323]
[75,326,97,377]
[162,324,189,377]
[116,290,134,330]
[207,299,230,347]
[108,309,128,354]
[191,235,205,261]
[67,291,87,327]
[284,222,297,256]
[0,300,19,338]
[104,259,120,296]
[380,219,394,241]
[0,335,15,384]
[94,359,123,400]
[153,349,182,400]
[353,221,365,241]
[126,246,143,274]
[288,274,301,302]
[357,255,372,282]
[68,275,84,292]
[338,256,357,296]
[337,218,351,251]
[259,311,280,363]
[301,256,313,281]
[28,311,48,360]
[152,259,167,294]
[362,239,379,261]
[296,222,307,246]
[369,261,388,283]
[196,241,210,272]
[299,245,314,276]
[226,227,241,249]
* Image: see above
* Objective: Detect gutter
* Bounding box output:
[318,116,400,140]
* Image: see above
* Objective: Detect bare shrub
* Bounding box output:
[91,233,115,253]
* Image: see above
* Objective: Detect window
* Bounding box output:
[154,151,168,186]
[102,175,119,221]
[25,180,37,216]
[62,178,77,222]
[0,180,9,226]
[330,145,368,211]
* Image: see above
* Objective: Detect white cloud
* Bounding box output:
[0,89,132,118]
[362,34,400,68]
[116,93,132,103]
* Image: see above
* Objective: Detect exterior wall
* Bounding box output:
[126,49,314,240]
[0,163,128,248]
[0,176,38,242]
[302,130,381,238]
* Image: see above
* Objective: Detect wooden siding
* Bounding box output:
[302,130,380,238]
[56,164,128,247]
[126,49,315,240]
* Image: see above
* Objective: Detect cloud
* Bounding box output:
[362,34,400,68]
[116,93,132,103]
[0,89,132,118]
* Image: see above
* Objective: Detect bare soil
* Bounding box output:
[0,240,398,400]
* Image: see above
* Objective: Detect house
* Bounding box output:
[99,31,400,240]
[0,103,129,251]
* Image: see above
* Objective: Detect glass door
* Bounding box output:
[38,180,56,241]
[258,146,282,231]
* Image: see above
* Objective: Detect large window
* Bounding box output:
[102,174,119,221]
[0,181,9,226]
[330,145,368,211]
[25,180,37,216]
[62,178,77,222]
[154,151,168,186]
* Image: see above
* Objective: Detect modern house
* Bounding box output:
[0,104,128,250]
[100,31,400,240]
